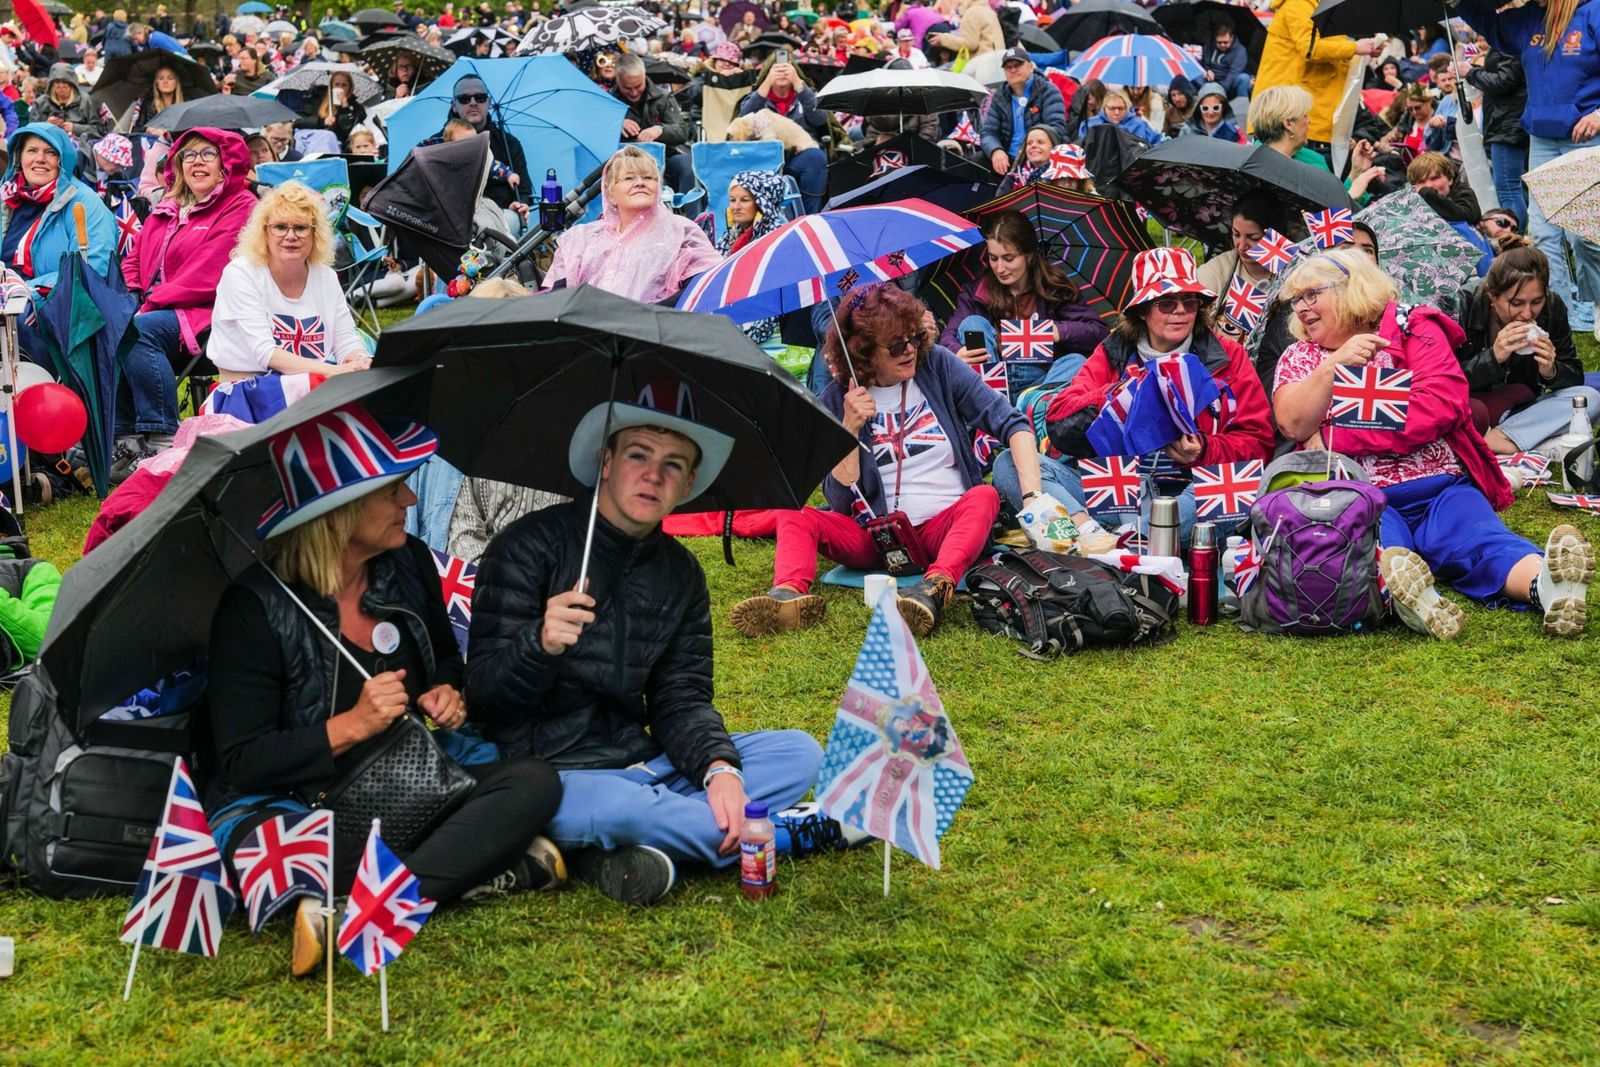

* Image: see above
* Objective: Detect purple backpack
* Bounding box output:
[1239,473,1387,637]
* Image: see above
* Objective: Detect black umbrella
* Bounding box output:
[823,162,998,215]
[90,49,218,123]
[1115,136,1353,250]
[41,0,72,13]
[40,368,436,732]
[815,67,989,117]
[352,7,408,30]
[644,56,690,85]
[363,35,457,88]
[153,93,298,132]
[1311,0,1450,39]
[742,31,803,58]
[362,134,492,276]
[1153,0,1267,72]
[187,41,225,59]
[1017,23,1057,53]
[1079,122,1154,202]
[796,55,847,90]
[827,129,992,201]
[1045,0,1164,52]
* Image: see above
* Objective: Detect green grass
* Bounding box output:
[0,337,1597,1064]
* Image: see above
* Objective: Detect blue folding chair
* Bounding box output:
[579,142,706,222]
[690,141,785,243]
[255,159,389,335]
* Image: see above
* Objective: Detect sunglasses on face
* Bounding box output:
[1484,216,1519,232]
[1200,103,1222,112]
[878,334,922,356]
[1151,295,1201,313]
[455,92,490,104]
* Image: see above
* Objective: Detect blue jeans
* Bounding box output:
[545,730,822,868]
[116,309,180,437]
[1527,135,1600,309]
[1217,71,1253,100]
[1488,140,1528,230]
[1496,384,1600,450]
[787,147,828,213]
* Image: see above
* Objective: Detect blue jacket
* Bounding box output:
[0,123,118,293]
[1085,111,1162,145]
[979,73,1068,157]
[820,345,1028,517]
[1202,41,1248,79]
[1454,0,1600,140]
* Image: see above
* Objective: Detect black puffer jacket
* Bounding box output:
[466,500,739,784]
[1466,50,1529,148]
[1455,279,1582,395]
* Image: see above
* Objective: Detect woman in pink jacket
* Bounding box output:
[115,126,257,479]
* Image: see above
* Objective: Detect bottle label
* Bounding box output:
[740,840,775,888]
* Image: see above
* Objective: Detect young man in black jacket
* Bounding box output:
[466,381,850,905]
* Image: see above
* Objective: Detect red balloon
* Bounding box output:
[14,383,87,454]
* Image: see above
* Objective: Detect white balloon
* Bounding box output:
[0,362,54,411]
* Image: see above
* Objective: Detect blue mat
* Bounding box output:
[1585,371,1600,392]
[820,566,968,592]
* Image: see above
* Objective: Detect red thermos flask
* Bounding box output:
[1187,521,1218,626]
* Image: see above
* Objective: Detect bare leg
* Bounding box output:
[1484,427,1518,455]
[1502,553,1543,602]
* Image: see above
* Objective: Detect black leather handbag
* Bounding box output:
[311,712,475,853]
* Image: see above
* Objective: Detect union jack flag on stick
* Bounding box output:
[1302,207,1354,250]
[1547,492,1600,514]
[815,600,973,892]
[998,317,1056,361]
[1245,229,1298,274]
[1223,274,1265,332]
[233,810,333,933]
[1192,460,1263,520]
[338,820,437,1032]
[430,548,477,654]
[950,111,979,145]
[1330,364,1411,432]
[1502,452,1552,486]
[1079,456,1142,517]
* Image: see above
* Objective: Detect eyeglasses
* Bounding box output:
[1151,294,1201,314]
[454,92,490,104]
[1288,286,1330,309]
[268,222,312,238]
[878,333,923,356]
[178,147,220,163]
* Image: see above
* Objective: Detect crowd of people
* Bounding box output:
[2,0,1597,971]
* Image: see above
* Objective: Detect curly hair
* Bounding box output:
[822,283,932,388]
[233,180,336,269]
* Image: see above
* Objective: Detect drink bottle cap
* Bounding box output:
[744,802,769,819]
[1191,521,1217,549]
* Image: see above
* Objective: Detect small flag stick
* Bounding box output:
[122,874,156,1002]
[325,811,335,1040]
[882,840,891,898]
[375,818,389,1034]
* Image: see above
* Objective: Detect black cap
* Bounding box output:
[1000,45,1031,66]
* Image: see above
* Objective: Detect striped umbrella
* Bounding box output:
[1063,34,1206,89]
[676,199,981,326]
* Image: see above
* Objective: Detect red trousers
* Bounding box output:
[773,485,1000,593]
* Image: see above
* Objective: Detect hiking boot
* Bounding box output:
[109,438,159,485]
[1380,547,1463,640]
[729,585,825,637]
[291,895,327,978]
[897,573,954,637]
[773,801,870,858]
[568,845,676,906]
[1538,524,1594,637]
[461,836,568,902]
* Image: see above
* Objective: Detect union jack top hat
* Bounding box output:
[568,376,735,504]
[1124,247,1216,312]
[257,405,439,539]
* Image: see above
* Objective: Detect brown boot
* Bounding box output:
[730,586,826,637]
[291,896,326,978]
[897,574,955,637]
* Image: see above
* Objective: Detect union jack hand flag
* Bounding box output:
[979,360,1008,395]
[1547,492,1600,513]
[1302,207,1354,250]
[972,429,1001,466]
[815,601,973,869]
[271,313,327,362]
[1223,274,1265,332]
[338,822,436,976]
[1245,229,1298,274]
[1330,364,1411,431]
[870,150,907,178]
[430,548,477,654]
[120,759,235,956]
[950,111,979,145]
[1192,460,1263,519]
[998,317,1056,361]
[111,196,143,258]
[1502,452,1552,485]
[1079,456,1141,515]
[233,810,333,933]
[1154,352,1221,436]
[849,482,878,524]
[1085,376,1139,459]
[149,758,227,880]
[1231,538,1262,597]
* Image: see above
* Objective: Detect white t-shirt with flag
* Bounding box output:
[208,259,365,374]
[867,379,966,526]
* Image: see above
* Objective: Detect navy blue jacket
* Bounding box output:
[979,73,1067,157]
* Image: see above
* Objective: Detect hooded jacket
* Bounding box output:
[1255,0,1358,143]
[1454,0,1600,141]
[1185,81,1245,142]
[31,63,104,138]
[0,122,118,293]
[121,127,258,355]
[979,72,1068,156]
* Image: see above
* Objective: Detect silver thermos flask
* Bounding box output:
[1149,496,1181,558]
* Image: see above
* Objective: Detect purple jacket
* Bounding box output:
[894,6,948,48]
[937,276,1109,356]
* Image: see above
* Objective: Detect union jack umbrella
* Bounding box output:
[430,548,477,654]
[998,317,1057,361]
[1223,274,1265,332]
[870,150,908,178]
[1329,364,1411,432]
[337,821,436,976]
[121,759,236,958]
[815,600,973,869]
[1302,207,1354,250]
[1078,455,1142,516]
[1547,492,1600,513]
[233,809,333,933]
[1192,460,1263,520]
[1063,33,1206,90]
[1245,229,1298,274]
[676,199,981,325]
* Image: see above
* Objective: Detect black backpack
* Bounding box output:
[966,550,1179,659]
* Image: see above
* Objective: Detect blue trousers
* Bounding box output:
[991,450,1221,547]
[787,148,828,213]
[1378,474,1539,603]
[1216,71,1253,101]
[116,309,180,437]
[1488,140,1528,230]
[1495,384,1600,451]
[545,729,822,868]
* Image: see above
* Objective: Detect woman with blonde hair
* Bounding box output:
[132,62,184,133]
[1272,248,1593,639]
[296,69,368,145]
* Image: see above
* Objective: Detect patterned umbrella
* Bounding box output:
[254,61,385,105]
[1063,33,1206,90]
[1524,144,1600,246]
[515,5,666,55]
[921,183,1156,326]
[1046,0,1163,53]
[676,199,982,326]
[444,25,522,57]
[364,36,457,87]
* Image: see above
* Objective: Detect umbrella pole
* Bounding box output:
[577,361,622,593]
[827,300,860,390]
[1443,10,1471,123]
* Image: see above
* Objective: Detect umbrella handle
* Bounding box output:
[73,202,88,255]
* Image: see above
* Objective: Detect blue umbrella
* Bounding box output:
[236,1,271,13]
[1064,33,1206,90]
[385,56,627,196]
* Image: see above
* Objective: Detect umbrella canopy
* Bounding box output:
[91,50,218,122]
[263,19,297,35]
[1153,1,1266,71]
[373,286,856,514]
[828,130,992,201]
[187,41,224,59]
[1046,1,1164,52]
[153,93,297,132]
[41,0,73,13]
[742,31,804,59]
[351,7,408,30]
[644,56,691,85]
[320,20,360,39]
[797,56,849,90]
[254,61,385,106]
[17,0,59,48]
[444,25,522,57]
[1017,23,1057,52]
[363,134,492,275]
[824,163,998,216]
[1065,33,1207,90]
[1523,144,1600,246]
[1115,136,1352,249]
[815,68,989,117]
[719,0,771,35]
[515,5,666,55]
[922,183,1156,325]
[230,14,266,35]
[1311,0,1450,40]
[1079,122,1154,202]
[236,1,272,13]
[384,55,626,195]
[676,199,982,326]
[365,35,457,87]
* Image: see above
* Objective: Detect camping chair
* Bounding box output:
[690,140,785,243]
[699,85,752,144]
[619,141,707,218]
[256,158,388,335]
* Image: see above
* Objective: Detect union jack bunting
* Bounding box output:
[1245,229,1298,274]
[1223,274,1265,332]
[111,195,143,257]
[1302,207,1354,250]
[998,317,1056,361]
[430,548,477,654]
[870,150,907,178]
[1547,492,1600,513]
[1192,460,1263,519]
[950,111,979,145]
[338,822,436,976]
[870,402,944,467]
[1078,456,1141,515]
[271,313,327,362]
[1329,364,1411,432]
[120,759,235,956]
[233,810,333,933]
[815,601,973,868]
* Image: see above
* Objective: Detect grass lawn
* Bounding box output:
[0,337,1598,1065]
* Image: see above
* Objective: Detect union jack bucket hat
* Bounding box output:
[568,376,734,504]
[257,405,439,539]
[1124,246,1215,312]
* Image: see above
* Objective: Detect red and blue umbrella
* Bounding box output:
[1064,34,1206,90]
[676,199,982,326]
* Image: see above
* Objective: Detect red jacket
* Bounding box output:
[1045,328,1275,466]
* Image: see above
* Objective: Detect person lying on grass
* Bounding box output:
[465,379,862,907]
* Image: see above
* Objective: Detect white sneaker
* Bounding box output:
[1380,547,1464,640]
[1537,524,1594,637]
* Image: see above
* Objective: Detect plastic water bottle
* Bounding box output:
[1221,536,1243,591]
[539,168,562,231]
[1557,395,1593,490]
[739,802,777,900]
